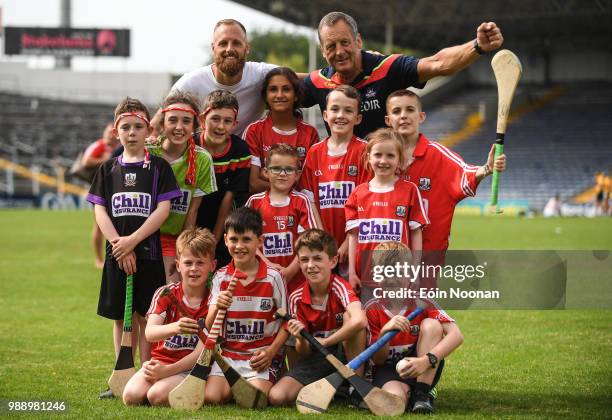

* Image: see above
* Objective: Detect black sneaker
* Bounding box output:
[411,389,433,414]
[99,388,114,399]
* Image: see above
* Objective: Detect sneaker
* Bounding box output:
[99,388,114,399]
[411,389,433,414]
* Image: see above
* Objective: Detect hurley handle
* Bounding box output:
[123,275,134,330]
[347,306,424,370]
[489,138,504,208]
[204,270,246,350]
[275,309,331,357]
[161,288,207,343]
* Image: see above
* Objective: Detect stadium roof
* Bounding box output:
[232,0,612,54]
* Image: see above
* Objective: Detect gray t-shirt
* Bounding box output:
[172,61,277,136]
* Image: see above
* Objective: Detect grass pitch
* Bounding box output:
[0,211,610,419]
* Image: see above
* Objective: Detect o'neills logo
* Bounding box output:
[358,218,402,243]
[111,192,151,217]
[318,181,354,209]
[263,232,293,257]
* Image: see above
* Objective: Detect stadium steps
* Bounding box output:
[450,83,612,210]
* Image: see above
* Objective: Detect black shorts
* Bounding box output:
[372,357,445,389]
[97,258,165,320]
[285,344,346,386]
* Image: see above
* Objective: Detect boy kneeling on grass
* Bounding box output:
[122,227,216,406]
[364,241,464,413]
[204,207,288,403]
[268,229,367,406]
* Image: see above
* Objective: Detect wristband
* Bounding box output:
[474,39,485,55]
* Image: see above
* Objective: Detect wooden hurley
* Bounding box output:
[489,49,523,213]
[296,304,426,414]
[275,309,405,416]
[161,285,267,408]
[168,269,245,410]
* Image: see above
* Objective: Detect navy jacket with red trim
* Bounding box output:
[303,51,424,138]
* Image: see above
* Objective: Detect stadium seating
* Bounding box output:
[0,92,115,165]
[1,83,611,210]
[448,83,612,210]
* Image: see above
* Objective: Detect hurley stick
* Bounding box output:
[275,309,405,416]
[160,287,267,408]
[489,49,522,213]
[108,274,136,397]
[296,303,426,414]
[168,269,245,410]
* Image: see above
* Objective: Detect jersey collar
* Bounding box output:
[226,257,268,281]
[301,274,336,305]
[413,133,429,158]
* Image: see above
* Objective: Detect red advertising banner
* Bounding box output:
[4,27,130,57]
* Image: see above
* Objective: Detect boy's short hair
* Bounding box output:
[386,89,422,112]
[325,85,362,112]
[176,227,216,259]
[114,97,151,121]
[265,143,300,167]
[224,207,263,237]
[204,89,239,113]
[294,229,338,258]
[372,241,411,268]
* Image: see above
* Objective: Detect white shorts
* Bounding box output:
[209,358,273,382]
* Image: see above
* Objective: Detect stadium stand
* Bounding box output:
[1,82,610,211]
[0,92,115,163]
[451,83,612,210]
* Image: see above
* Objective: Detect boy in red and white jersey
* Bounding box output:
[122,227,216,406]
[365,242,463,414]
[246,144,320,294]
[205,207,288,403]
[299,86,370,275]
[268,229,367,407]
[385,90,506,252]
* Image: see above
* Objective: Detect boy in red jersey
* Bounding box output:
[385,89,506,252]
[365,242,463,414]
[299,86,370,277]
[246,143,320,294]
[205,207,288,403]
[122,227,217,406]
[268,229,367,406]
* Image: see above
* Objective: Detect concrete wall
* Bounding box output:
[0,62,172,105]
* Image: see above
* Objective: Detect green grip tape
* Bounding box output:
[123,274,133,330]
[489,143,504,206]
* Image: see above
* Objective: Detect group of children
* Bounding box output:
[88,65,506,413]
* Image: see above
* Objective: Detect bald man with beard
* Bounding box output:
[169,19,277,136]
